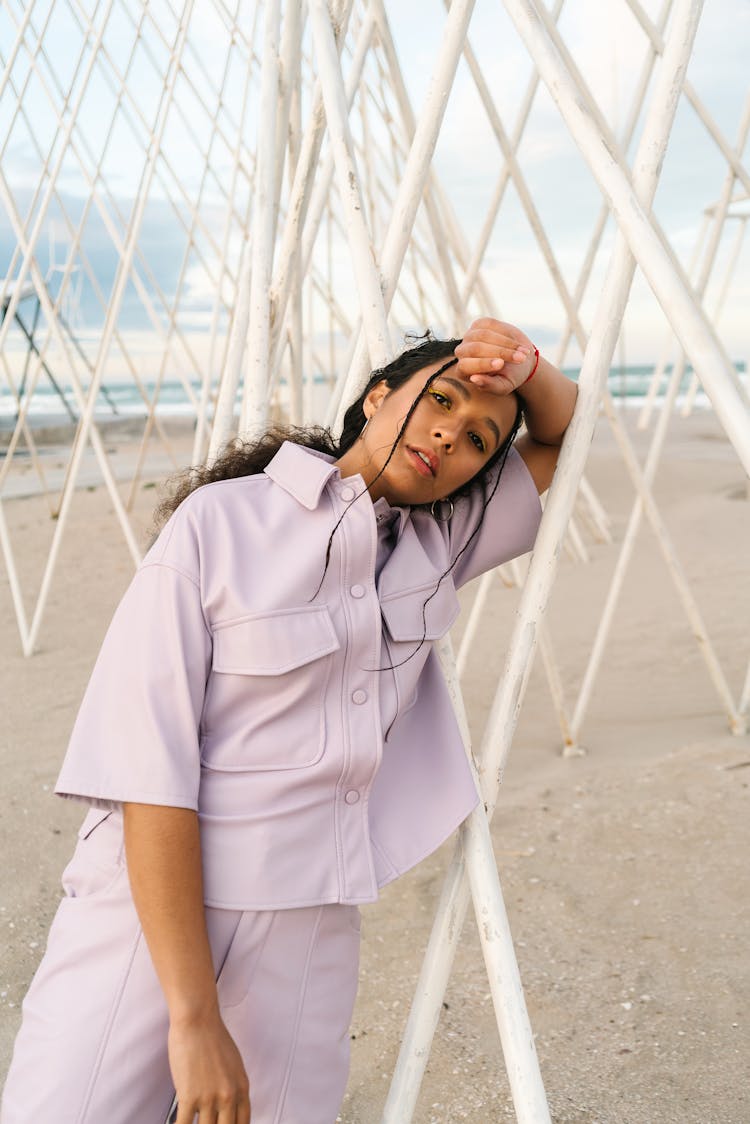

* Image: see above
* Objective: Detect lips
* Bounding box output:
[406,446,438,477]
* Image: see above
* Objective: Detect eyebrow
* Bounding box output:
[435,376,502,450]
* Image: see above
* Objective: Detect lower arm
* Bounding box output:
[123,803,219,1026]
[517,355,578,445]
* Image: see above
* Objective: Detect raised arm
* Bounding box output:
[124,803,251,1124]
[454,317,578,494]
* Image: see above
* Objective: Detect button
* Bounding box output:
[352,689,368,705]
[350,584,365,599]
[340,486,355,502]
[344,790,360,805]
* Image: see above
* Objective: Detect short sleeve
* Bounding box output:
[55,553,212,813]
[447,446,542,589]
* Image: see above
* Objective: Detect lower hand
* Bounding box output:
[454,317,536,394]
[169,1011,251,1123]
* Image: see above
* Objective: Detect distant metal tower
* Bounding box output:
[1,0,748,1118]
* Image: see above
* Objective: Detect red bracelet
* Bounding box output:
[523,347,540,384]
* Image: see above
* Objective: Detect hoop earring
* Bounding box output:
[430,497,454,522]
[360,417,370,436]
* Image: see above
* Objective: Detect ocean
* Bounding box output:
[0,365,745,431]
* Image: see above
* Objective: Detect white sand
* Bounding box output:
[1,410,748,1122]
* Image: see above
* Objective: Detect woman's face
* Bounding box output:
[344,360,520,506]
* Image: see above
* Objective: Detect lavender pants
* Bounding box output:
[1,810,361,1124]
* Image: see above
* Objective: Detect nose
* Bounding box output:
[432,420,459,451]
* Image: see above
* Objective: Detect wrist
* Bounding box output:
[168,989,221,1029]
[522,346,540,384]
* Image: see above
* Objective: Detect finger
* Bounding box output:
[467,373,518,396]
[215,1094,250,1124]
[462,321,529,347]
[215,1098,237,1124]
[175,1099,197,1124]
[455,355,501,374]
[458,328,527,350]
[455,339,530,363]
[454,356,522,377]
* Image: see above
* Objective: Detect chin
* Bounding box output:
[390,486,435,508]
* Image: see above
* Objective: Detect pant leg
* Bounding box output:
[219,902,361,1124]
[2,810,361,1124]
[1,810,241,1124]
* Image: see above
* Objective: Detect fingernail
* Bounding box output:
[491,358,503,369]
[512,349,526,360]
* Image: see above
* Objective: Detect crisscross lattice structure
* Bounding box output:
[2,0,748,1118]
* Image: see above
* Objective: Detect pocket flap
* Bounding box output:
[212,606,339,675]
[380,579,460,642]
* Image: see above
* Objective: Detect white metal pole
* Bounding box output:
[455,570,495,679]
[267,0,359,364]
[623,0,750,194]
[572,361,744,745]
[437,637,551,1123]
[24,1,194,654]
[456,0,568,317]
[682,215,748,416]
[0,497,31,653]
[268,18,372,378]
[568,97,750,743]
[238,0,283,438]
[332,0,479,431]
[383,2,705,1115]
[502,0,750,471]
[308,0,391,369]
[373,0,465,324]
[637,210,708,430]
[740,658,750,718]
[0,0,118,354]
[193,0,257,463]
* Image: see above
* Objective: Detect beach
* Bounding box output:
[1,408,748,1122]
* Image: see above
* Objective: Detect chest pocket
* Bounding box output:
[379,578,460,642]
[202,606,340,772]
[379,579,460,721]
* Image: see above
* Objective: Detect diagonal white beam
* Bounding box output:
[383,2,706,1117]
[308,0,390,367]
[268,0,360,363]
[238,0,283,436]
[329,0,480,430]
[625,0,750,194]
[23,1,195,654]
[0,0,118,351]
[512,0,750,467]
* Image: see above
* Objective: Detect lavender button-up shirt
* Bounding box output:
[56,441,542,909]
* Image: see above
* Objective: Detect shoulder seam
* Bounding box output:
[140,561,212,636]
[140,560,200,590]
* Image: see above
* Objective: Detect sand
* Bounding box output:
[1,409,748,1122]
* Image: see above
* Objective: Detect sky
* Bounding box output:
[1,0,748,370]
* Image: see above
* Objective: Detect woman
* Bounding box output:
[1,318,577,1124]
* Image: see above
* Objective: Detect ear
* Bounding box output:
[363,379,390,420]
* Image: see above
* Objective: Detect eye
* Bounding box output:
[428,389,451,408]
[469,432,486,453]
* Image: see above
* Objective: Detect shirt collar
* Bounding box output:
[264,439,411,539]
[264,441,339,509]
